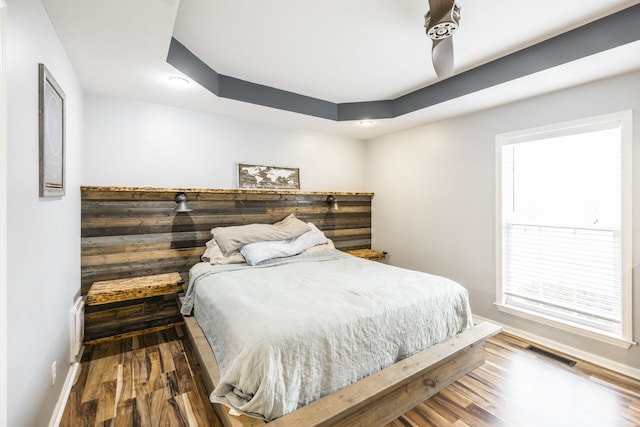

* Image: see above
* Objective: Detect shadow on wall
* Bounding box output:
[171,212,196,254]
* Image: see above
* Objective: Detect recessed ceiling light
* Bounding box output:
[359,120,374,127]
[168,76,190,87]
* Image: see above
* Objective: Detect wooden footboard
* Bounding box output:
[183,314,501,427]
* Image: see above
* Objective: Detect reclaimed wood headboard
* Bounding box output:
[81,187,373,342]
[81,186,373,341]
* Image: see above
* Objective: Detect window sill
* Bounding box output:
[494,303,636,349]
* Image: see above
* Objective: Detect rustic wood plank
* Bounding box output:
[81,213,372,237]
[84,315,184,343]
[78,228,371,257]
[182,316,220,393]
[87,272,184,306]
[323,227,371,240]
[346,249,386,260]
[268,322,502,427]
[82,258,198,279]
[84,294,184,342]
[81,185,373,198]
[84,323,185,345]
[82,260,199,294]
[83,249,203,268]
[81,231,210,255]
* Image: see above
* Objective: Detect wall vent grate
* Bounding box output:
[526,345,576,367]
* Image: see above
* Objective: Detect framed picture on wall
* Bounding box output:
[238,163,300,189]
[38,63,65,197]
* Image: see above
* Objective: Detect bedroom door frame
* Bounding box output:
[0,1,8,425]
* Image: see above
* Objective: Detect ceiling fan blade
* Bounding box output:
[427,0,455,24]
[425,0,460,79]
[432,37,454,78]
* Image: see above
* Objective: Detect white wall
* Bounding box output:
[6,0,83,425]
[83,95,367,191]
[366,70,640,375]
[0,1,7,425]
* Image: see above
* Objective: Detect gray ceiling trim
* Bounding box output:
[167,4,640,121]
[220,74,337,120]
[167,39,339,120]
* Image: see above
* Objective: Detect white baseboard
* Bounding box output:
[474,314,640,380]
[48,360,80,427]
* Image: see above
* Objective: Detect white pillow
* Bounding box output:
[301,238,335,254]
[202,238,246,265]
[240,223,327,266]
[211,213,310,256]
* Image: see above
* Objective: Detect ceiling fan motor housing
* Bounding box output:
[425,4,461,40]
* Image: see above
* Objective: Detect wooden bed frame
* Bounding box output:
[184,314,501,427]
[80,186,501,425]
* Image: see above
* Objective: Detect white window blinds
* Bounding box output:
[496,112,632,345]
[503,224,621,333]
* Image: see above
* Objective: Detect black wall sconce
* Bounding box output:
[174,192,193,212]
[326,195,340,211]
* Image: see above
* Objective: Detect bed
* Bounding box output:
[180,215,501,426]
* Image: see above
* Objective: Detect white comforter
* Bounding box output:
[183,250,473,421]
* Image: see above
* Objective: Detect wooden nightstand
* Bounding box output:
[85,272,185,343]
[87,272,184,305]
[345,249,387,261]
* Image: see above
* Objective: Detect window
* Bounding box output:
[496,111,633,348]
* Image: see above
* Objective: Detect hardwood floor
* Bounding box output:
[60,328,640,427]
[386,333,640,427]
[59,327,219,427]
